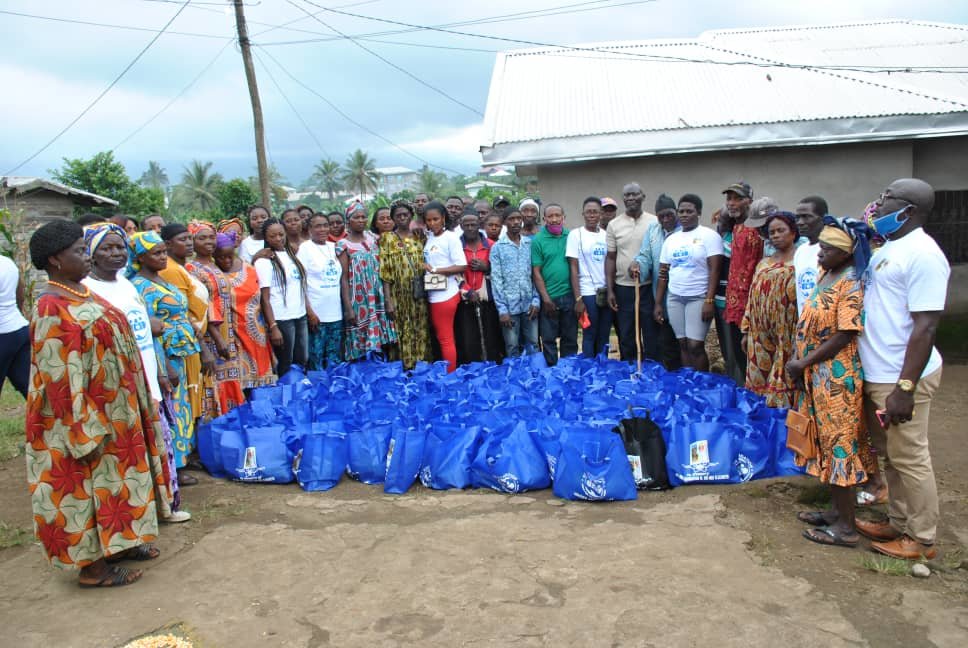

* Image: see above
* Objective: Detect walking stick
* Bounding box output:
[474,301,488,362]
[634,276,642,375]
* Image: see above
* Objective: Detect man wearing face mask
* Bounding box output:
[855,178,950,561]
[532,203,577,366]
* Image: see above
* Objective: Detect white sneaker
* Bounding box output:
[162,510,192,523]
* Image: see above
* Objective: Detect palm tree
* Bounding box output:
[177,160,223,212]
[310,158,343,201]
[138,161,169,190]
[341,149,380,201]
[417,164,445,197]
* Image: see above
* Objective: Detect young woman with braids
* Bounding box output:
[254,218,309,376]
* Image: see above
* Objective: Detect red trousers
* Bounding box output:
[429,293,460,373]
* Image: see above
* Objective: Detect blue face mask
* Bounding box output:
[870,205,909,238]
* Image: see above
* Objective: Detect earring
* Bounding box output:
[52,262,60,269]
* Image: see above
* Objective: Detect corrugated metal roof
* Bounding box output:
[480,20,968,165]
[0,176,119,206]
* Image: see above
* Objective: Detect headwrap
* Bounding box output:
[824,217,874,277]
[83,222,127,256]
[217,217,245,234]
[764,210,797,235]
[818,226,853,253]
[215,232,237,249]
[128,231,164,274]
[29,219,83,271]
[188,220,216,236]
[345,201,366,219]
[654,193,676,213]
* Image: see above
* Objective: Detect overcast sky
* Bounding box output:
[2,0,966,186]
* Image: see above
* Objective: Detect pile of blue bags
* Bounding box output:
[197,352,803,502]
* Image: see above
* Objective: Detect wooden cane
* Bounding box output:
[634,275,642,375]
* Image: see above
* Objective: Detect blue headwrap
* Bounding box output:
[83,222,128,256]
[823,215,873,276]
[127,230,164,276]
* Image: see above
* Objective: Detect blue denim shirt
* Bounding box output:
[490,234,540,316]
[633,221,680,298]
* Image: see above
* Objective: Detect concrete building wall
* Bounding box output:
[913,136,968,190]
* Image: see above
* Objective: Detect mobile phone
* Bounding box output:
[876,409,890,428]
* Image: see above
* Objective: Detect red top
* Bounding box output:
[460,236,491,292]
[724,223,764,325]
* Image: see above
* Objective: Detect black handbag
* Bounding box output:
[411,274,426,300]
[615,410,670,491]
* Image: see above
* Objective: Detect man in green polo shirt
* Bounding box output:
[532,203,577,366]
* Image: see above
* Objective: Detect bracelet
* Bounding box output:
[268,322,278,330]
[704,298,715,305]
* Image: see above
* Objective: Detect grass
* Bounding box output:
[0,386,26,461]
[859,554,917,576]
[0,521,32,549]
[795,483,832,507]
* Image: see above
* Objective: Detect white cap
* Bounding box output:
[519,198,539,211]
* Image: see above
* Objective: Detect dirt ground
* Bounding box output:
[1,366,966,648]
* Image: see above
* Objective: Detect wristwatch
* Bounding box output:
[896,379,916,393]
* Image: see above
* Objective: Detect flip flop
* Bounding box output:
[802,526,859,548]
[178,472,199,486]
[106,544,160,563]
[79,565,143,588]
[796,511,831,526]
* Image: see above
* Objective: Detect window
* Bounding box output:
[926,190,968,263]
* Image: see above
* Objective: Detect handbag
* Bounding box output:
[595,286,608,308]
[785,408,817,460]
[396,233,428,299]
[424,272,447,291]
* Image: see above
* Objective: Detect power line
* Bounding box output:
[294,0,968,75]
[112,38,235,152]
[251,50,330,158]
[4,0,193,175]
[255,47,466,176]
[0,8,227,40]
[286,0,483,116]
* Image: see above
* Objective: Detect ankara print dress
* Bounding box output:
[26,293,172,569]
[792,268,874,486]
[741,258,798,408]
[337,233,398,361]
[223,261,277,389]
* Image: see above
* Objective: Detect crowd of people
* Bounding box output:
[3,175,950,587]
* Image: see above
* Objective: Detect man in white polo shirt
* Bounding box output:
[855,178,949,561]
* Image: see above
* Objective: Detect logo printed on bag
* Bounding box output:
[237,446,274,482]
[689,440,709,466]
[735,453,754,482]
[577,473,607,500]
[627,454,644,485]
[497,473,520,493]
[545,454,557,478]
[419,465,432,488]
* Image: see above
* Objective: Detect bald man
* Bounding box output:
[856,178,950,561]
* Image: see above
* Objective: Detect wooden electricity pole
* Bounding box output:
[233,0,271,209]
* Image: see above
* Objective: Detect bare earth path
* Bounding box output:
[1,367,966,647]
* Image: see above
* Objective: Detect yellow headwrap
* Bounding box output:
[818,226,854,253]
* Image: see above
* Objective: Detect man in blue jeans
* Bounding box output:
[490,208,539,357]
[532,204,578,366]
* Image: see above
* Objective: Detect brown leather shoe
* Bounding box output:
[856,518,901,542]
[871,535,937,561]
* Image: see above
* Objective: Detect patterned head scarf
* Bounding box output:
[83,222,128,256]
[217,217,245,235]
[345,201,366,219]
[215,232,237,249]
[187,220,216,236]
[818,226,853,253]
[128,230,164,274]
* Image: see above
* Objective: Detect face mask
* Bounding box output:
[869,206,909,238]
[546,224,563,235]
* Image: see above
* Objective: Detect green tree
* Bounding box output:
[341,149,380,201]
[173,160,223,213]
[417,164,446,197]
[50,151,162,216]
[391,189,416,203]
[138,160,169,190]
[309,158,343,201]
[217,178,257,218]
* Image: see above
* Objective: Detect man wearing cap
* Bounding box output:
[493,195,511,213]
[855,178,949,561]
[600,197,619,230]
[719,181,762,383]
[606,182,657,362]
[519,198,541,238]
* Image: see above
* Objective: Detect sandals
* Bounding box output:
[79,565,143,588]
[177,472,199,486]
[802,526,859,548]
[107,544,160,563]
[796,511,832,526]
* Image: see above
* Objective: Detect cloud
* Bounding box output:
[398,123,484,159]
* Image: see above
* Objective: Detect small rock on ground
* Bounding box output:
[912,563,931,578]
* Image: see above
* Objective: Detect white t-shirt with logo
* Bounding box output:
[858,228,949,383]
[565,227,607,296]
[255,253,307,321]
[83,275,162,402]
[0,256,27,333]
[297,240,343,323]
[239,236,263,264]
[794,241,820,315]
[659,225,724,297]
[423,229,466,304]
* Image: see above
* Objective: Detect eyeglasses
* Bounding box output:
[878,192,913,206]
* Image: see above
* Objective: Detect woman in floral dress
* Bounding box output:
[379,200,430,368]
[338,202,397,361]
[786,224,875,548]
[26,220,172,587]
[741,211,799,408]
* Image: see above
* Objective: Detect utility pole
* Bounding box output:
[233,0,271,209]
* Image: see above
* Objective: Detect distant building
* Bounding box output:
[465,179,513,198]
[375,166,419,195]
[1,176,118,222]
